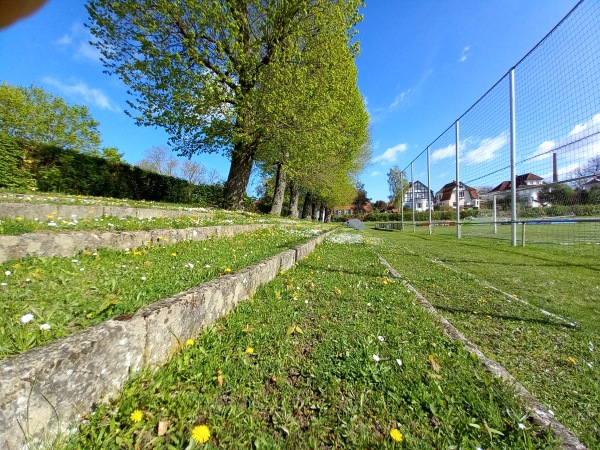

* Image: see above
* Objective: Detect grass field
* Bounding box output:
[378,219,600,245]
[59,233,556,449]
[0,225,329,359]
[368,226,599,446]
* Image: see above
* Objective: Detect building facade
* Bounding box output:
[435,181,480,209]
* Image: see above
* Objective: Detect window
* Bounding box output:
[459,190,464,199]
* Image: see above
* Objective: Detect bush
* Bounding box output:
[0,135,224,205]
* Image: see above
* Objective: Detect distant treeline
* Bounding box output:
[0,134,224,206]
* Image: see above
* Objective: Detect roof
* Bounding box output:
[584,175,600,185]
[435,181,479,201]
[490,173,544,192]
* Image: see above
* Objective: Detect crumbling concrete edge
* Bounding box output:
[0,202,213,221]
[0,229,334,450]
[0,223,275,263]
[378,255,587,450]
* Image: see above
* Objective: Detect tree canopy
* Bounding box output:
[0,82,102,154]
[86,0,365,208]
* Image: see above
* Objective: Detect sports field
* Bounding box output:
[368,225,600,445]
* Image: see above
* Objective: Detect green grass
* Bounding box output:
[0,212,283,236]
[367,227,599,447]
[0,225,329,359]
[383,219,600,245]
[0,189,209,210]
[59,232,556,449]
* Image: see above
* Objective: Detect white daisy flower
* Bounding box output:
[20,313,34,323]
[40,323,51,331]
[372,354,380,362]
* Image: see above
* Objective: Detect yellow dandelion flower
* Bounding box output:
[191,425,211,444]
[186,339,195,346]
[246,347,254,354]
[86,313,94,319]
[390,428,403,442]
[16,216,23,221]
[225,268,232,273]
[88,210,94,214]
[171,252,177,256]
[130,410,143,423]
[275,291,281,299]
[567,357,576,366]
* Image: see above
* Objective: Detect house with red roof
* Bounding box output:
[434,181,479,209]
[489,173,545,207]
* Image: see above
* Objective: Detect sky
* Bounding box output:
[0,0,583,203]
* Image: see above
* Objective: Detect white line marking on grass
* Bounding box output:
[428,257,577,328]
[378,255,587,450]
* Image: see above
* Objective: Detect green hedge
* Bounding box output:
[0,134,224,206]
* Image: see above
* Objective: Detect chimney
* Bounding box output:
[552,152,558,183]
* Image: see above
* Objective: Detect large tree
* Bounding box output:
[387,165,409,210]
[86,0,363,208]
[254,8,370,216]
[0,82,101,154]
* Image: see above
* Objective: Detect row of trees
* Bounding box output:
[1,82,222,193]
[86,0,370,212]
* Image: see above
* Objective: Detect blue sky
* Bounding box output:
[0,0,579,202]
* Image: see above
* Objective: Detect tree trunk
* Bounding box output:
[270,162,287,215]
[312,201,319,221]
[288,181,300,218]
[324,207,331,222]
[301,192,313,219]
[224,142,254,209]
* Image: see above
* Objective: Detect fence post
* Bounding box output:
[455,120,461,239]
[509,68,517,247]
[400,171,404,231]
[427,146,433,235]
[411,162,416,232]
[493,195,498,234]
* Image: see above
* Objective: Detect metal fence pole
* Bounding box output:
[411,162,416,232]
[509,68,517,247]
[400,171,404,231]
[455,120,461,239]
[427,146,432,235]
[493,195,498,234]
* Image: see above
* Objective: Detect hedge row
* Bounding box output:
[332,203,600,223]
[0,134,224,206]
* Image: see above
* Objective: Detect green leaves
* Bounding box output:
[0,82,101,154]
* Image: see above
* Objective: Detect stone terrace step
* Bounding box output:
[0,224,275,263]
[0,202,212,221]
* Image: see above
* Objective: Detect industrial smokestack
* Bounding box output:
[552,152,558,183]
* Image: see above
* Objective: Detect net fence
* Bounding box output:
[382,0,600,245]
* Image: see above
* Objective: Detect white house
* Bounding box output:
[583,175,600,191]
[435,181,479,209]
[402,180,434,211]
[489,173,545,207]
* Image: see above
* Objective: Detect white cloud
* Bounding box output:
[530,113,600,162]
[459,46,471,63]
[390,90,411,110]
[541,162,581,181]
[55,22,101,62]
[371,171,381,176]
[77,41,103,61]
[372,143,408,164]
[431,143,455,162]
[463,131,508,165]
[43,77,120,112]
